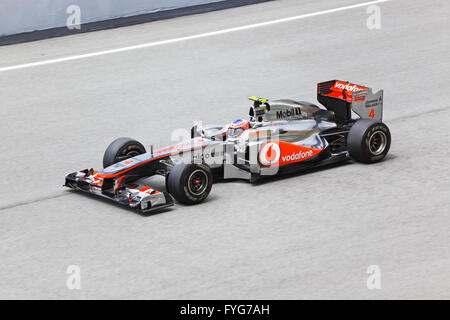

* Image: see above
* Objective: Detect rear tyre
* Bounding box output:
[166,162,213,205]
[347,119,391,163]
[103,137,146,168]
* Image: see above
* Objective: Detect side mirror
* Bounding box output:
[191,125,200,138]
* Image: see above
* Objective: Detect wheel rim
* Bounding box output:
[187,170,208,196]
[368,131,387,156]
[116,148,142,162]
[125,150,141,157]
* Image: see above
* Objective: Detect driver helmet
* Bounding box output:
[227,119,250,138]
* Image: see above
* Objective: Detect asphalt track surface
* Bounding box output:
[0,0,449,299]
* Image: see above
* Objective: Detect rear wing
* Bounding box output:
[317,80,383,123]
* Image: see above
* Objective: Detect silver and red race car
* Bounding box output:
[65,80,391,214]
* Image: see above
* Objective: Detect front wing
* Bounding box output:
[64,169,174,214]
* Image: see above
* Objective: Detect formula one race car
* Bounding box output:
[65,80,391,214]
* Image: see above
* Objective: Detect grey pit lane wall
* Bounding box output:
[0,0,222,36]
[0,0,270,45]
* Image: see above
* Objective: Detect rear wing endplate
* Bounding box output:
[317,80,383,122]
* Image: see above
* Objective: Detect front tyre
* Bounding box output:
[103,137,146,168]
[347,119,391,163]
[166,162,213,205]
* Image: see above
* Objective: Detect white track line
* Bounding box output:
[0,0,389,73]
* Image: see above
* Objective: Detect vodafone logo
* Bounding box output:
[259,142,281,166]
[282,150,313,163]
[334,82,364,92]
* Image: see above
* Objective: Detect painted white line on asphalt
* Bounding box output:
[0,0,389,73]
